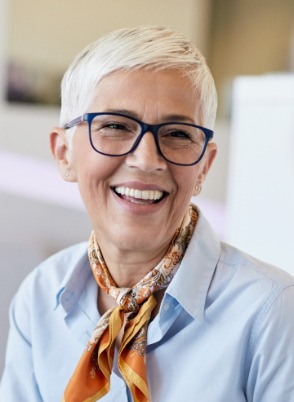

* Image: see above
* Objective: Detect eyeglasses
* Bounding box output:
[64,112,214,166]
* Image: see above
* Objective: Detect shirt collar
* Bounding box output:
[166,208,221,321]
[55,242,91,312]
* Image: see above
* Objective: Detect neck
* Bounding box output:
[96,237,172,288]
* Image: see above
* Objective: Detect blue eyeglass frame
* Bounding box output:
[64,112,214,166]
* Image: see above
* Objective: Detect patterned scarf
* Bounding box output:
[63,204,197,402]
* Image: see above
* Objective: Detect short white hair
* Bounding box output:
[60,25,217,134]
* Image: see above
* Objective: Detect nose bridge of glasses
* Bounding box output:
[135,122,159,144]
[132,121,161,154]
[140,122,159,137]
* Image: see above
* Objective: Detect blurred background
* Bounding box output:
[1,0,294,373]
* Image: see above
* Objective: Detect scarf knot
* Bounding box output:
[120,292,140,313]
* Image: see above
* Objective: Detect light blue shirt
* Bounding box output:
[1,211,294,402]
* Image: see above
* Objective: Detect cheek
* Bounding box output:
[75,159,113,219]
[72,132,117,181]
[72,150,113,202]
[172,166,200,198]
[77,157,117,187]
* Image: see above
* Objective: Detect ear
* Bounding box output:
[193,142,217,196]
[49,127,77,182]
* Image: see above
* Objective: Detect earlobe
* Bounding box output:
[49,128,77,182]
[193,183,202,196]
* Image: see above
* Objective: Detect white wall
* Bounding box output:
[225,74,294,274]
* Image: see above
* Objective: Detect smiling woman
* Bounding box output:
[1,25,294,402]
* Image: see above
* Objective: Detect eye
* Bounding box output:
[101,122,130,131]
[168,130,191,139]
[161,129,193,141]
[91,120,134,135]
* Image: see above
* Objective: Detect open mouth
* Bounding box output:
[113,186,167,204]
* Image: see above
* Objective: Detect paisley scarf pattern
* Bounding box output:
[63,204,197,402]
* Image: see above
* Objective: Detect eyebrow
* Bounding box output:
[101,108,196,124]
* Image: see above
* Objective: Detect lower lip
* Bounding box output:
[112,190,168,215]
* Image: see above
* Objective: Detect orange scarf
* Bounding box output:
[63,204,197,402]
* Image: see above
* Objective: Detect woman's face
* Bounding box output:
[66,69,216,256]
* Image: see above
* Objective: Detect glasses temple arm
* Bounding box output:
[63,116,84,129]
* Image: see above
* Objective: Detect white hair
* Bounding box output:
[59,25,217,137]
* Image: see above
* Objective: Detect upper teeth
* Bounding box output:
[115,186,163,200]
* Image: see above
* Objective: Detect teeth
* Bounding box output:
[115,186,164,201]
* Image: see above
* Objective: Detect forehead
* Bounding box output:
[88,68,200,121]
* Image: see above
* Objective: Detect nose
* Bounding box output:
[125,131,167,172]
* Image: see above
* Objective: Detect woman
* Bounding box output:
[1,26,294,402]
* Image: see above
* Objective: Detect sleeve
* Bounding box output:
[245,285,294,401]
[0,293,43,402]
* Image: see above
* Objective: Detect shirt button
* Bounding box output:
[163,302,170,311]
